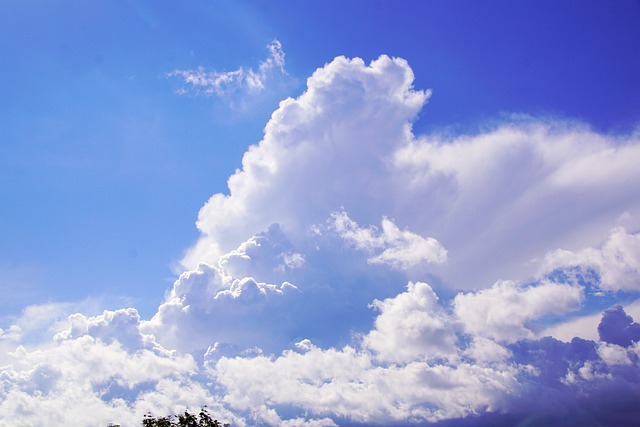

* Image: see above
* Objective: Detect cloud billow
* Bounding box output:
[1,54,640,425]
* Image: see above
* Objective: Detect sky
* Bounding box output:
[1,1,640,426]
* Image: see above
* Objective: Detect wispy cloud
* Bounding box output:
[168,40,286,96]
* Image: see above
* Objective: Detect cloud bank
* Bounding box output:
[2,55,640,426]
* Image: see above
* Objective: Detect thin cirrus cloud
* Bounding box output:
[168,40,286,96]
[1,52,640,425]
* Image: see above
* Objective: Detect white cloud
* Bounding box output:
[180,52,640,299]
[0,304,247,426]
[159,54,640,423]
[330,211,447,270]
[3,53,640,425]
[278,251,305,271]
[53,308,159,351]
[453,279,584,343]
[597,342,633,366]
[217,223,303,282]
[214,345,521,424]
[0,329,234,427]
[363,281,457,363]
[0,299,133,365]
[142,229,302,354]
[542,227,640,291]
[392,124,640,290]
[463,336,512,365]
[181,54,429,269]
[143,273,298,354]
[169,40,286,96]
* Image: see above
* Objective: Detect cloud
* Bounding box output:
[0,309,237,427]
[392,123,640,290]
[3,53,640,425]
[539,310,603,342]
[330,210,447,270]
[213,344,522,424]
[181,55,429,269]
[218,223,304,281]
[54,308,158,351]
[142,256,299,354]
[598,304,640,347]
[180,53,640,299]
[169,40,286,96]
[210,293,640,425]
[363,281,457,363]
[453,279,584,343]
[542,227,640,291]
[146,53,640,424]
[5,284,640,425]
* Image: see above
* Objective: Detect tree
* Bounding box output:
[141,407,230,427]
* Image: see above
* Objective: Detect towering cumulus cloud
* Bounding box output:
[2,55,640,426]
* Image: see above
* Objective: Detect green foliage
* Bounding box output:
[141,406,229,427]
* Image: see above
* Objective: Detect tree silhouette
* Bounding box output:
[108,406,230,427]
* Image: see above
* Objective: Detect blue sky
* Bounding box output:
[1,1,640,426]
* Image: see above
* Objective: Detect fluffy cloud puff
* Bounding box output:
[0,308,237,427]
[330,211,448,270]
[598,304,640,347]
[453,279,584,343]
[542,227,640,291]
[143,259,299,354]
[212,287,640,425]
[214,348,522,424]
[211,281,522,424]
[363,281,457,363]
[182,55,429,269]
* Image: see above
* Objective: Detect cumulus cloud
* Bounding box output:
[2,53,640,425]
[3,284,640,425]
[363,281,457,363]
[169,40,286,96]
[143,257,299,353]
[218,223,304,281]
[181,54,429,269]
[330,211,447,270]
[210,298,640,425]
[214,345,522,424]
[542,227,640,291]
[181,52,640,298]
[598,304,640,347]
[453,279,584,343]
[0,309,237,427]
